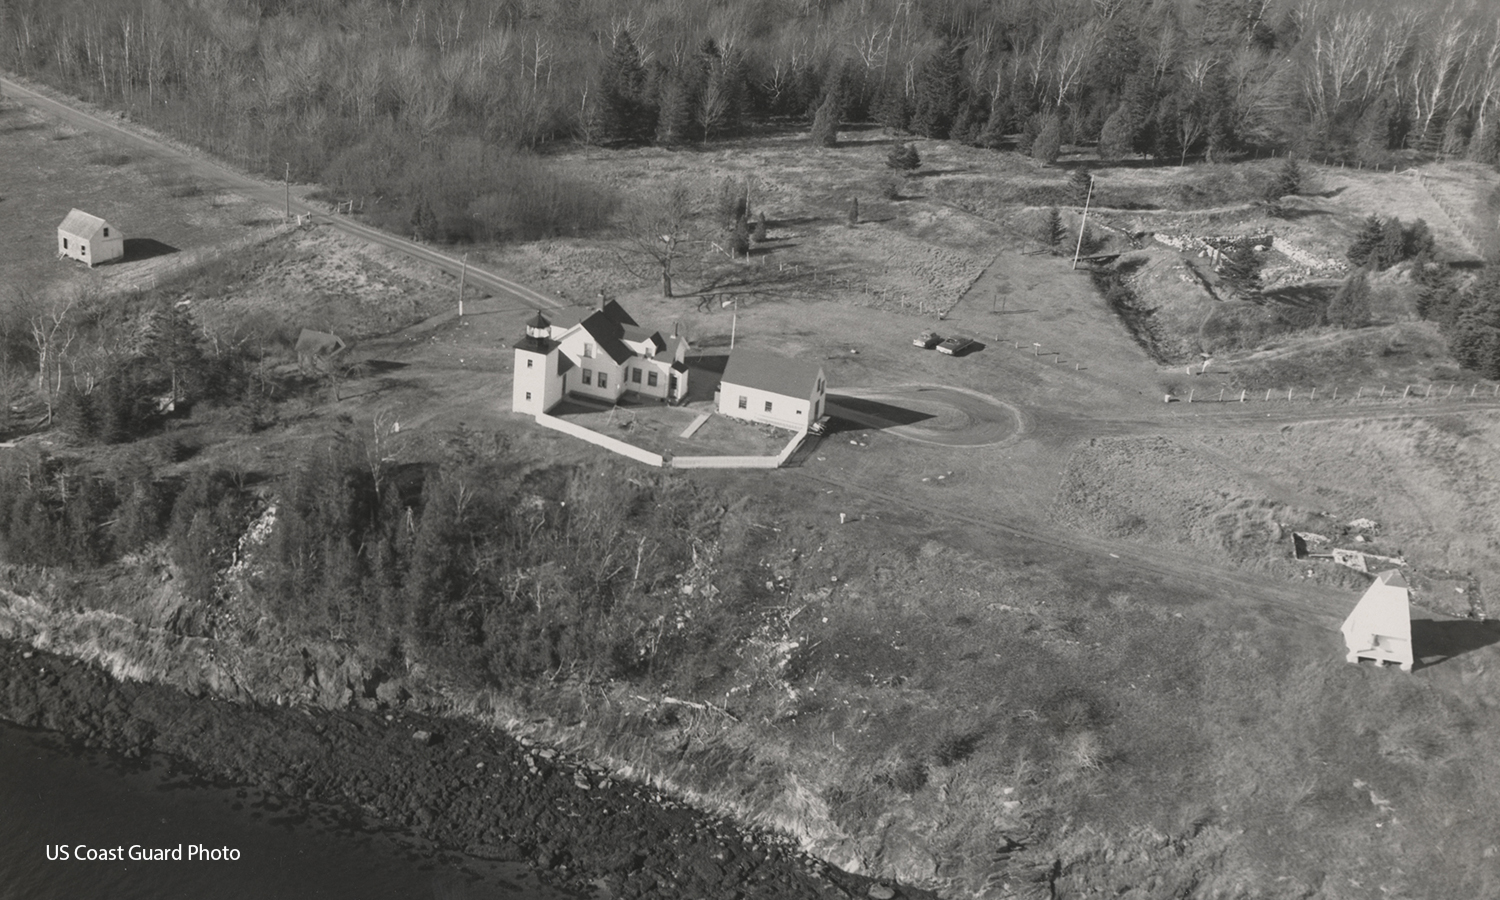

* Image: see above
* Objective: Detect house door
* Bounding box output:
[668,374,678,400]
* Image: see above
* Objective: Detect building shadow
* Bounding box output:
[120,238,179,263]
[1412,618,1500,670]
[684,353,729,404]
[825,394,936,432]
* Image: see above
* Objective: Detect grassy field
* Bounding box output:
[5,89,1500,900]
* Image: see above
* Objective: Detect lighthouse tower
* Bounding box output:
[512,311,565,415]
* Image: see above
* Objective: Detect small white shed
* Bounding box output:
[717,350,826,431]
[1341,570,1413,672]
[57,209,125,267]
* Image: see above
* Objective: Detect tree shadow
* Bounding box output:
[360,359,409,374]
[1412,618,1500,670]
[120,238,179,263]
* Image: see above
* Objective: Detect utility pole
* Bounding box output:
[730,296,738,350]
[1071,174,1094,270]
[458,254,468,317]
[284,162,290,220]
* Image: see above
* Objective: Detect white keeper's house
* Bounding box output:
[717,349,826,431]
[512,300,690,415]
[57,209,125,267]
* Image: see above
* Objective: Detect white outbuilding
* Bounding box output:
[717,350,826,432]
[57,209,125,267]
[1341,569,1414,672]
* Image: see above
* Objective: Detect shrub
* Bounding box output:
[886,143,921,171]
[1325,270,1372,328]
[810,90,840,147]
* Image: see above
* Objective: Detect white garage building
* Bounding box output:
[717,350,826,432]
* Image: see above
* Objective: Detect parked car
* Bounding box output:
[913,330,941,349]
[937,335,973,355]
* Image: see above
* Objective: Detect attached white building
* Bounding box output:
[57,209,125,267]
[1341,569,1414,672]
[513,301,690,416]
[716,350,826,431]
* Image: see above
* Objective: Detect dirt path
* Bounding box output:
[0,76,563,313]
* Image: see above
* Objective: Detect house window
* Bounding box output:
[582,368,592,385]
[648,371,658,387]
[583,342,594,358]
[737,396,747,409]
[103,227,109,237]
[631,368,641,383]
[764,401,773,412]
[525,391,532,401]
[62,238,69,249]
[526,359,534,369]
[81,245,88,255]
[598,372,608,388]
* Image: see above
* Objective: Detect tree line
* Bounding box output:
[4,0,1499,244]
[0,422,782,692]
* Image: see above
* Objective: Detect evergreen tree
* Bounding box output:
[810,89,840,147]
[1376,217,1407,269]
[886,143,921,171]
[1450,268,1500,378]
[1043,207,1065,248]
[1264,156,1302,201]
[1099,104,1137,159]
[1218,245,1263,297]
[1032,112,1062,164]
[911,40,964,140]
[1325,269,1372,327]
[848,196,859,226]
[1070,169,1094,205]
[654,70,696,147]
[1202,65,1237,161]
[874,80,912,132]
[599,31,654,144]
[753,212,768,242]
[1347,215,1385,268]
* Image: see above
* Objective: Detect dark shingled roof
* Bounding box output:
[578,311,635,364]
[720,350,824,399]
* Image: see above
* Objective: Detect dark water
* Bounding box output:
[0,720,566,900]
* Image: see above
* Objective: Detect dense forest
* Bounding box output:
[4,0,1500,239]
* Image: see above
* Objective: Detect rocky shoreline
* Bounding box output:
[0,637,922,900]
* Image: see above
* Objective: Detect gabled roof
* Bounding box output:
[720,350,824,399]
[59,209,113,240]
[1341,569,1411,644]
[578,310,637,365]
[599,299,637,327]
[654,335,688,362]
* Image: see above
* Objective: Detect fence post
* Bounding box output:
[1356,387,1362,400]
[1219,389,1225,402]
[1240,390,1246,402]
[1402,385,1411,399]
[1471,385,1477,399]
[1426,385,1433,399]
[1446,385,1454,398]
[1288,388,1294,401]
[1332,387,1337,400]
[1265,389,1272,401]
[1188,389,1194,402]
[1380,386,1386,399]
[1310,388,1316,401]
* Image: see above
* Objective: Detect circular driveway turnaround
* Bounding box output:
[827,386,1023,447]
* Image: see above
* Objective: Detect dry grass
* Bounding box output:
[0,99,276,303]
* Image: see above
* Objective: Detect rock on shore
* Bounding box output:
[0,637,921,900]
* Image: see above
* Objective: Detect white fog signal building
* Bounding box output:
[1341,569,1414,672]
[512,300,690,416]
[716,350,826,431]
[58,209,125,267]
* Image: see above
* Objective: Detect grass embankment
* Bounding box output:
[500,520,1500,899]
